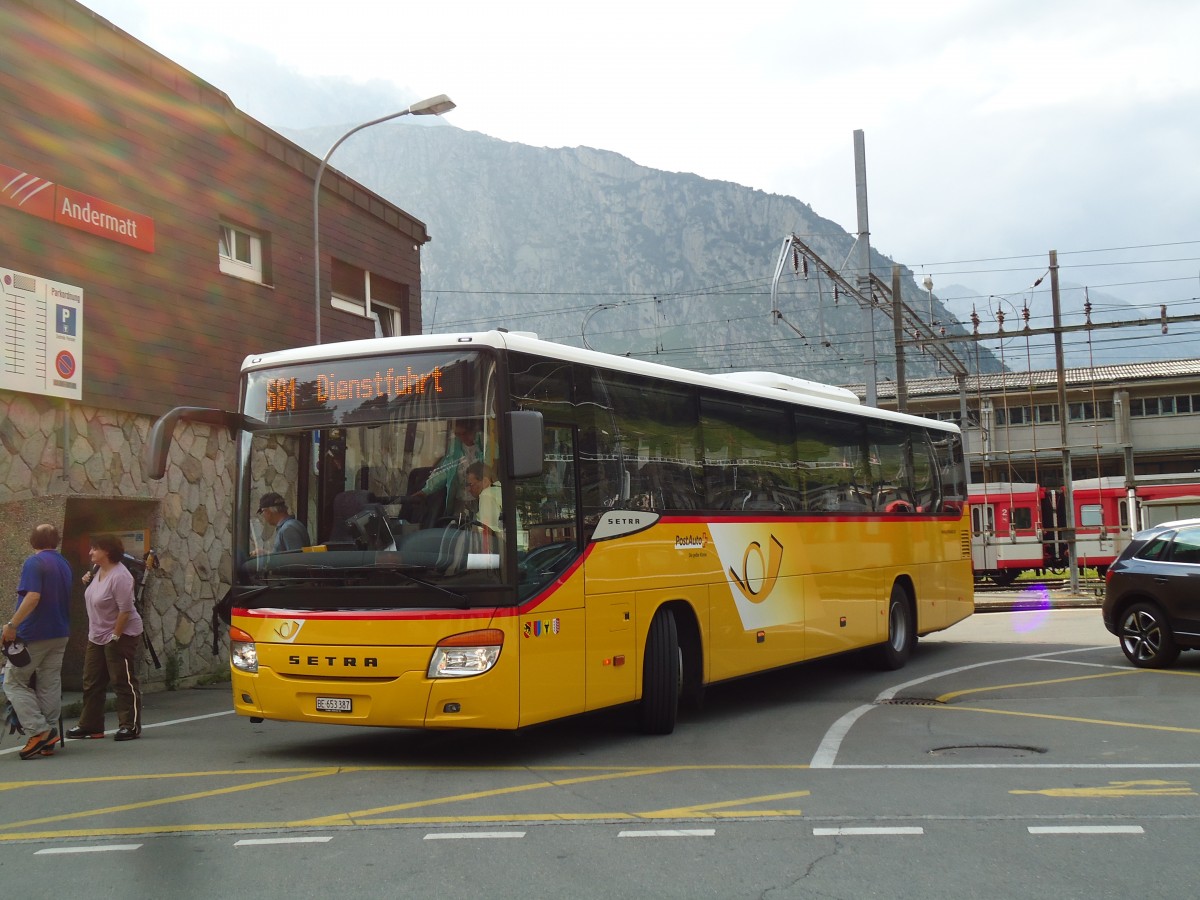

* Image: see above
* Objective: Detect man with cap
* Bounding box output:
[3,523,71,759]
[257,493,310,553]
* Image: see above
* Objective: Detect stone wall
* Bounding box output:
[1,390,234,689]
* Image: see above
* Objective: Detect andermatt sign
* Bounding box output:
[0,162,155,253]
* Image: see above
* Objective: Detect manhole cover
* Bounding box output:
[928,744,1047,758]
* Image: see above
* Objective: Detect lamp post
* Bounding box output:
[312,93,455,344]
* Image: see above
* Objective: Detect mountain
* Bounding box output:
[285,122,1001,384]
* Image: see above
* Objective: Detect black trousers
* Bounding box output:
[77,634,142,733]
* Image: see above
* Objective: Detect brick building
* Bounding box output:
[1,0,429,687]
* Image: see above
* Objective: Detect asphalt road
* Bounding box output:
[3,607,1196,900]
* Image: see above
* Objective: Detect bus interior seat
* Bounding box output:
[328,490,372,543]
[406,467,432,494]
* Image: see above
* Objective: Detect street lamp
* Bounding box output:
[312,93,456,343]
[922,274,934,326]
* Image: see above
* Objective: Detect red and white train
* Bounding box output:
[969,474,1200,585]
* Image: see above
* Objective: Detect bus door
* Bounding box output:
[512,421,586,726]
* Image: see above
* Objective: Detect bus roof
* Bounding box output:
[241,330,960,435]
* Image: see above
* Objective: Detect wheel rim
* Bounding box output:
[1121,609,1163,662]
[890,601,909,651]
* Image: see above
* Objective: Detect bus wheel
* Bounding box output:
[873,584,915,671]
[639,607,680,735]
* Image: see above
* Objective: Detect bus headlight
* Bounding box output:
[229,625,258,673]
[428,629,504,678]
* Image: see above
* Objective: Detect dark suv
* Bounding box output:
[1103,518,1200,668]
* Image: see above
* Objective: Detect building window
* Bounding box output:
[219,222,266,283]
[330,258,408,333]
[1034,404,1058,424]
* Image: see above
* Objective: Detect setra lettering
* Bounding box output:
[287,654,379,667]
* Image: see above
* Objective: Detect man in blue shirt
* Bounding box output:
[3,523,72,759]
[257,492,310,553]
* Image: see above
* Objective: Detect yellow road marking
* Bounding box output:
[641,789,810,818]
[0,769,342,832]
[1012,780,1196,798]
[933,704,1200,734]
[0,764,814,840]
[936,670,1140,703]
[295,766,679,826]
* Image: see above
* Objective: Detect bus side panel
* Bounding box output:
[516,574,587,727]
[706,579,805,681]
[804,567,882,659]
[584,591,638,712]
[706,522,805,681]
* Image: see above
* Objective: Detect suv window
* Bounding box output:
[1169,528,1200,564]
[1136,534,1174,561]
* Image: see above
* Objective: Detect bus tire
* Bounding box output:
[639,607,680,735]
[873,584,915,671]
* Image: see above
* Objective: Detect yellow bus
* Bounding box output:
[146,331,973,734]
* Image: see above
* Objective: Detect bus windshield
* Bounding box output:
[238,348,511,599]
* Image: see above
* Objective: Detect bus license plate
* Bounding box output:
[316,697,352,713]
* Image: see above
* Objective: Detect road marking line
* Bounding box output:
[936,669,1140,702]
[0,769,342,832]
[0,711,239,757]
[234,836,333,846]
[296,766,678,827]
[1012,780,1194,798]
[1028,825,1145,834]
[34,844,142,854]
[934,704,1200,734]
[812,646,1124,768]
[813,827,924,836]
[618,829,715,837]
[424,832,526,840]
[643,789,810,818]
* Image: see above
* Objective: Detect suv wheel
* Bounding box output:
[1118,601,1181,668]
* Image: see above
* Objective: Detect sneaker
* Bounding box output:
[19,727,58,760]
[114,726,140,742]
[66,725,104,739]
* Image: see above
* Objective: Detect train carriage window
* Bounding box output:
[1010,507,1033,530]
[1079,503,1104,527]
[971,504,995,535]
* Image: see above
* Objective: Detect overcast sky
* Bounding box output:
[84,0,1200,318]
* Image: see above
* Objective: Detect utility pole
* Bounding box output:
[1050,249,1079,593]
[853,130,877,406]
[892,265,907,413]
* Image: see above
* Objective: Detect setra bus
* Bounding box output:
[145,331,974,734]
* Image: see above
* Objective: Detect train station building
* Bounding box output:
[1,0,428,688]
[873,360,1200,486]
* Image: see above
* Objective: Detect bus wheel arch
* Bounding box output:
[873,580,916,670]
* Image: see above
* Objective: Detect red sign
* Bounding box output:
[0,164,55,219]
[1,162,155,252]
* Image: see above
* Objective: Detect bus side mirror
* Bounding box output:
[143,406,254,479]
[507,410,544,479]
